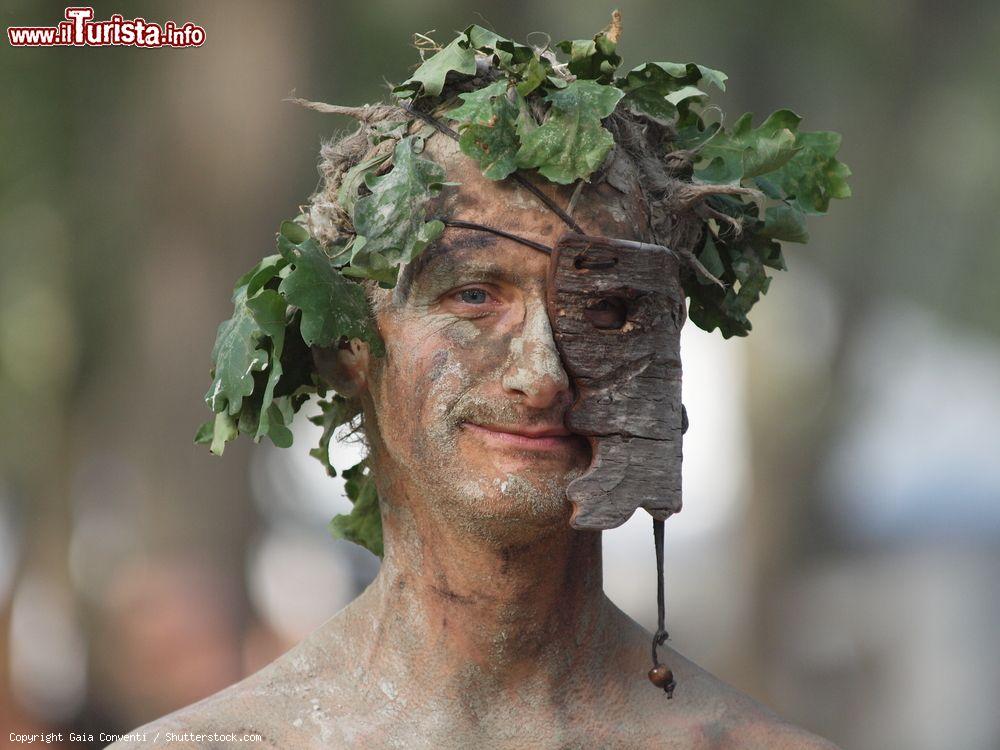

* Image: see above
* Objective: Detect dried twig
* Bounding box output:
[286,97,374,121]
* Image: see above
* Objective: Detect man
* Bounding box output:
[114,16,851,745]
[111,129,838,747]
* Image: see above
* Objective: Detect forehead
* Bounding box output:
[388,132,652,301]
[421,131,646,233]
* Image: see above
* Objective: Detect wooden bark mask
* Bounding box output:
[546,232,686,531]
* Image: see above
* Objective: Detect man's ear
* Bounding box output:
[311,338,371,397]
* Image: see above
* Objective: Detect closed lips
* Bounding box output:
[463,422,577,450]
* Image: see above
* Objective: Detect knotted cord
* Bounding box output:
[649,518,676,698]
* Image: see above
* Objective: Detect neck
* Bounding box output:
[345,489,619,694]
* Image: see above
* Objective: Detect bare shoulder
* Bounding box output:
[104,635,342,749]
[629,642,839,750]
[709,709,841,750]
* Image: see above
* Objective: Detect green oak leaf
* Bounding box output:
[209,412,238,456]
[203,252,292,435]
[697,110,802,185]
[466,24,510,52]
[697,111,851,213]
[204,284,270,416]
[280,218,310,244]
[261,398,293,448]
[556,31,621,83]
[466,25,533,68]
[753,175,785,200]
[341,242,402,287]
[656,61,727,92]
[235,253,289,297]
[393,34,477,99]
[768,130,852,214]
[725,240,773,321]
[515,80,624,184]
[329,459,383,557]
[759,204,809,243]
[697,65,728,92]
[686,232,779,338]
[760,240,787,272]
[277,221,384,355]
[616,61,726,119]
[666,86,708,106]
[308,396,360,477]
[448,79,508,122]
[245,289,289,444]
[464,24,553,96]
[271,308,324,399]
[688,286,746,338]
[352,136,446,271]
[447,81,524,180]
[370,119,409,142]
[337,151,392,216]
[696,234,726,282]
[514,55,549,96]
[236,397,261,439]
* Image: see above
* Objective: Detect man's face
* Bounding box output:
[360,136,648,543]
[367,223,589,540]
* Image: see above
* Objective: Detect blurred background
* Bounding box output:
[2,1,998,748]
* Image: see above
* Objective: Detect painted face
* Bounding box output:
[359,134,652,542]
[365,219,591,540]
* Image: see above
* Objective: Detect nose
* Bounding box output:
[501,299,571,410]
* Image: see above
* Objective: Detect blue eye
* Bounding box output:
[458,288,489,304]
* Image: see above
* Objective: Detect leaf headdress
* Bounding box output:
[197,14,851,556]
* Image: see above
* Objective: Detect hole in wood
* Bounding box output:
[584,297,628,329]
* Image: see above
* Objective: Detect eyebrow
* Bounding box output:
[394,232,500,301]
[396,219,552,300]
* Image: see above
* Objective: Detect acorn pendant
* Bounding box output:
[648,663,676,698]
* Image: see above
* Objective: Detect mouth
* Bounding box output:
[462,422,583,452]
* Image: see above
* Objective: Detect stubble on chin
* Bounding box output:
[418,445,588,544]
[374,343,588,541]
